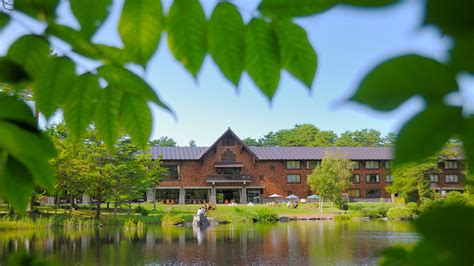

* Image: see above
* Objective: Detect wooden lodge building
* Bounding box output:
[146,128,464,204]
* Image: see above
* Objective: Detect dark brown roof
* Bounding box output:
[151,146,394,160]
[151,146,208,160]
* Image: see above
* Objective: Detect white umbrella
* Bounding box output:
[286,194,299,199]
[268,194,282,198]
[307,194,320,200]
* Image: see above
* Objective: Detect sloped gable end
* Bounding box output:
[198,128,259,161]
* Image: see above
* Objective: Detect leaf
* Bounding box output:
[258,0,335,18]
[70,0,112,39]
[0,155,34,212]
[245,19,280,100]
[35,56,77,118]
[339,0,398,8]
[7,35,50,79]
[0,57,30,83]
[350,55,458,111]
[273,20,317,89]
[395,104,462,165]
[208,2,245,86]
[63,73,101,140]
[0,95,36,130]
[120,94,152,148]
[94,87,123,149]
[424,0,474,36]
[0,13,10,30]
[14,0,59,21]
[450,33,474,74]
[46,24,100,59]
[414,205,474,266]
[119,0,164,66]
[47,24,134,65]
[167,0,207,77]
[462,116,474,174]
[97,64,170,111]
[0,121,56,188]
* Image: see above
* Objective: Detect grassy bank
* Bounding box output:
[0,201,419,229]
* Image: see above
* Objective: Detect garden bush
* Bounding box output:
[387,206,412,220]
[251,209,278,223]
[134,206,145,214]
[444,192,468,206]
[140,208,150,216]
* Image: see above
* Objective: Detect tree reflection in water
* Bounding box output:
[0,221,417,265]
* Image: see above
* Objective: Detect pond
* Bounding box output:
[0,221,417,265]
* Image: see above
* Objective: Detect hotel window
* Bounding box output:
[366,189,381,198]
[365,174,380,183]
[286,161,300,169]
[445,174,459,183]
[348,189,360,198]
[445,161,458,169]
[351,174,360,183]
[287,174,301,183]
[385,175,393,183]
[163,165,180,180]
[385,161,392,169]
[352,161,360,169]
[429,174,439,183]
[306,160,320,170]
[365,161,379,169]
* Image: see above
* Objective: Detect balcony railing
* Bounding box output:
[207,174,251,183]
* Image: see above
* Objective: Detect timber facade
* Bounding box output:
[146,128,464,204]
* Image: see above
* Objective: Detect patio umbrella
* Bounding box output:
[307,194,320,199]
[268,194,282,198]
[286,194,299,199]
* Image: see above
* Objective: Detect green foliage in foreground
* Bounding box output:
[379,205,474,266]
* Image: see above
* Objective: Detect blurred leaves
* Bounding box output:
[0,96,56,211]
[0,13,10,30]
[119,0,164,66]
[208,2,245,87]
[63,73,100,141]
[35,56,77,118]
[0,58,30,84]
[245,19,280,100]
[70,0,112,39]
[273,20,317,89]
[350,55,458,111]
[395,105,462,165]
[167,0,207,77]
[379,205,474,266]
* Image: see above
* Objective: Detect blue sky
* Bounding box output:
[0,0,457,146]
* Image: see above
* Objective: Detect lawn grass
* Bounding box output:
[0,201,401,229]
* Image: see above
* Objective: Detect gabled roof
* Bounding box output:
[197,128,258,160]
[150,146,394,160]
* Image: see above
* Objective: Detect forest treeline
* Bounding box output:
[153,124,396,147]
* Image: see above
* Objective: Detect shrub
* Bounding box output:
[444,191,468,206]
[140,208,150,216]
[419,199,443,214]
[361,206,388,218]
[334,214,352,221]
[135,206,145,213]
[251,209,278,223]
[387,206,412,220]
[406,202,419,215]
